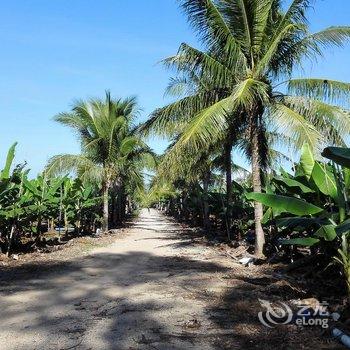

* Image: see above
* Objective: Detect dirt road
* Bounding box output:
[0,210,341,349]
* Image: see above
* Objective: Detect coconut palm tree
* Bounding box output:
[46,91,154,232]
[143,0,350,256]
[157,139,219,229]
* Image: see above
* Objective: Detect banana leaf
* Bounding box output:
[1,142,17,180]
[336,219,350,235]
[280,237,320,246]
[314,224,337,241]
[277,217,321,230]
[274,176,314,193]
[311,161,337,199]
[322,147,350,168]
[246,192,323,216]
[298,143,315,179]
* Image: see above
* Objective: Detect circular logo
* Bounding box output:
[258,299,293,328]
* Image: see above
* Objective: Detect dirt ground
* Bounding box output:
[0,209,345,349]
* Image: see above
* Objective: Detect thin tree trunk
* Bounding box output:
[111,186,118,228]
[115,186,123,224]
[7,224,16,257]
[224,139,233,239]
[102,180,109,232]
[76,212,81,236]
[120,187,126,221]
[224,142,233,206]
[250,115,265,257]
[203,172,210,230]
[127,196,132,215]
[180,193,189,222]
[36,216,42,244]
[64,211,69,236]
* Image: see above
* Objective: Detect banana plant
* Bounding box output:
[22,175,63,242]
[0,143,28,255]
[322,146,350,299]
[246,143,349,247]
[0,143,107,255]
[334,233,350,301]
[69,179,100,234]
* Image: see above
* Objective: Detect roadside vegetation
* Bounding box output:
[0,143,102,255]
[139,0,350,301]
[0,92,155,256]
[1,0,350,334]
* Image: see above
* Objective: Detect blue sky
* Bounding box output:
[0,0,349,175]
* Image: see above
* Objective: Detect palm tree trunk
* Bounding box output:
[225,144,232,207]
[250,115,265,257]
[202,172,210,230]
[115,185,123,224]
[120,186,126,221]
[102,180,110,232]
[111,186,118,228]
[224,139,233,238]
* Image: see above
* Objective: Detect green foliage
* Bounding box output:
[246,143,350,248]
[334,234,350,299]
[311,162,338,199]
[314,225,337,242]
[299,143,314,179]
[273,176,314,194]
[323,147,350,169]
[0,143,102,255]
[46,91,155,231]
[0,142,17,180]
[280,237,320,247]
[143,0,350,157]
[142,0,350,256]
[245,192,323,216]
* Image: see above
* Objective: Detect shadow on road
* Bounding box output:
[0,210,342,349]
[0,250,230,349]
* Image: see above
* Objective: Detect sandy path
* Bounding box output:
[0,209,237,350]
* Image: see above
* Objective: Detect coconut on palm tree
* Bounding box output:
[46,91,154,232]
[142,0,350,256]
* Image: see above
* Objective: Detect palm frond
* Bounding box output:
[283,96,350,146]
[139,91,222,137]
[163,43,237,86]
[164,76,196,98]
[297,26,350,58]
[256,23,300,76]
[231,78,270,109]
[174,96,235,151]
[270,103,321,149]
[45,154,103,182]
[288,78,350,105]
[251,0,275,56]
[179,0,246,64]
